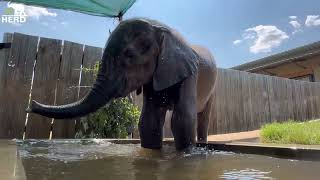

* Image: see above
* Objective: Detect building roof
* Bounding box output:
[232,41,320,72]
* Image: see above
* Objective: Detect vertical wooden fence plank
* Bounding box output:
[316,83,320,118]
[6,33,38,138]
[248,74,261,130]
[209,68,222,134]
[299,81,307,121]
[0,33,13,87]
[312,83,320,119]
[0,33,13,138]
[225,69,233,133]
[262,75,272,125]
[241,71,253,131]
[291,80,299,120]
[275,78,282,122]
[219,69,229,134]
[311,82,317,120]
[261,74,271,126]
[309,82,315,120]
[250,73,269,129]
[278,78,287,122]
[227,69,235,133]
[1,33,38,138]
[53,41,84,138]
[305,82,313,120]
[209,90,217,134]
[79,45,103,98]
[76,45,102,133]
[27,37,62,139]
[299,81,306,121]
[285,79,294,121]
[233,70,243,132]
[266,76,275,123]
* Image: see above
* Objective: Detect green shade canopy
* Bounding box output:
[6,0,136,17]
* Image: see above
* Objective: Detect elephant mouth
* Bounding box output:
[118,77,142,98]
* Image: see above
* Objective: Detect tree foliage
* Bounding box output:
[75,61,140,138]
[75,97,140,138]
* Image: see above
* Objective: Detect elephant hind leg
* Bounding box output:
[197,95,213,143]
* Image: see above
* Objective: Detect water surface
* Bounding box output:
[6,139,320,180]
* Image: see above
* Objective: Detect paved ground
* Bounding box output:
[207,130,260,142]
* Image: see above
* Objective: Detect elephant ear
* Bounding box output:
[153,31,199,91]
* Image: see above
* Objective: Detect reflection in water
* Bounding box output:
[0,141,26,180]
[220,168,272,180]
[8,139,320,180]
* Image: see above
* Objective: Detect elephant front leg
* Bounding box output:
[171,75,197,150]
[139,93,167,149]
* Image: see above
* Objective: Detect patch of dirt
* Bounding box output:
[207,130,260,142]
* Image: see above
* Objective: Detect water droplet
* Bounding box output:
[8,61,15,67]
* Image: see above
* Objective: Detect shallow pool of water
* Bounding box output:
[3,139,320,180]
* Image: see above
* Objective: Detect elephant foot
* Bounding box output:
[197,137,208,144]
[141,141,162,149]
[174,140,194,151]
[175,143,195,153]
[139,126,163,149]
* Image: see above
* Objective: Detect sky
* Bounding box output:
[0,0,320,68]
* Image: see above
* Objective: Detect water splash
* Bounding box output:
[16,139,236,163]
[182,146,235,157]
[16,139,140,162]
[8,60,15,67]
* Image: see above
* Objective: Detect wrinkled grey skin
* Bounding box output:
[27,18,217,150]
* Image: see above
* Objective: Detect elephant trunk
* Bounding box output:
[27,59,124,119]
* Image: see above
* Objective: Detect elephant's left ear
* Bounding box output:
[153,31,199,91]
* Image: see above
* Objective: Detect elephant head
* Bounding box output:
[27,18,199,119]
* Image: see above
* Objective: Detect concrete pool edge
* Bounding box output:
[196,141,320,161]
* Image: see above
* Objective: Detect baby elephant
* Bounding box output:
[27,18,217,150]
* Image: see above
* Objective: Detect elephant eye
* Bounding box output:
[124,48,135,58]
[140,41,151,54]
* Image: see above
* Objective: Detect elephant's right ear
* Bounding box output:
[153,30,199,91]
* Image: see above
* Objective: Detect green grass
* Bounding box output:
[260,120,320,145]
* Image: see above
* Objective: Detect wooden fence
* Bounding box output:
[134,68,320,137]
[209,68,320,134]
[0,33,102,139]
[1,32,320,139]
